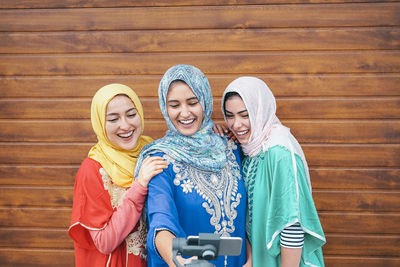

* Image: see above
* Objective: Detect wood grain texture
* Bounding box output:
[1,207,399,234]
[314,190,400,212]
[1,119,399,143]
[0,252,398,267]
[310,168,400,190]
[1,51,399,76]
[324,234,400,256]
[1,27,399,53]
[0,249,74,267]
[1,0,398,9]
[1,97,399,119]
[324,256,400,267]
[0,143,399,167]
[2,74,399,98]
[0,0,399,265]
[1,165,399,189]
[0,165,77,186]
[1,229,400,257]
[0,228,73,249]
[2,186,400,213]
[0,207,72,228]
[1,3,399,31]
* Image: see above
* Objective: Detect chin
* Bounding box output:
[176,124,201,136]
[178,129,197,136]
[120,139,140,151]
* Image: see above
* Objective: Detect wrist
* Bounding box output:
[136,174,148,188]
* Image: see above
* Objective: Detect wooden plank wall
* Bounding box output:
[0,0,399,266]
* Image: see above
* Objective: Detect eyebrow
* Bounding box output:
[106,108,136,117]
[167,96,198,103]
[225,109,248,114]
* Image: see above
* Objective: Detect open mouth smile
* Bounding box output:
[117,130,134,138]
[236,130,249,136]
[179,119,195,125]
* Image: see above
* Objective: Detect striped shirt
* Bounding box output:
[280,222,304,248]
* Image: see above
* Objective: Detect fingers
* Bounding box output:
[213,123,229,136]
[137,156,169,187]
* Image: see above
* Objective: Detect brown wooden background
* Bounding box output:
[0,0,399,266]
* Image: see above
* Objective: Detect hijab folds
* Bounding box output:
[135,64,227,175]
[222,77,312,189]
[89,83,153,188]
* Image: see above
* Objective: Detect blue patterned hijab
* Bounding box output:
[135,64,227,176]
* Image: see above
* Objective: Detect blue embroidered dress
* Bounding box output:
[146,140,247,267]
[134,65,247,266]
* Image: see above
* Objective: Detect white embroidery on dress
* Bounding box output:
[100,168,147,259]
[167,141,242,237]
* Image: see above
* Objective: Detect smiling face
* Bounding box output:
[224,95,251,144]
[105,94,142,150]
[166,81,203,136]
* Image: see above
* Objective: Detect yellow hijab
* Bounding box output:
[88,83,153,188]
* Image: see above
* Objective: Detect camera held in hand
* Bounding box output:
[172,233,242,267]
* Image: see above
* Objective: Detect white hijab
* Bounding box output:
[222,76,312,190]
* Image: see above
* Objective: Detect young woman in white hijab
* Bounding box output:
[220,77,326,267]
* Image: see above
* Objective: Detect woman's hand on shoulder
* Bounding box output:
[136,156,168,188]
[212,123,229,136]
[212,123,238,143]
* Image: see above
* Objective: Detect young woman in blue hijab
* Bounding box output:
[135,65,250,267]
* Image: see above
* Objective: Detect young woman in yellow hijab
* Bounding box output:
[69,83,168,267]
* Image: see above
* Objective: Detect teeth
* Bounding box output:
[179,119,194,125]
[237,130,248,136]
[118,131,133,138]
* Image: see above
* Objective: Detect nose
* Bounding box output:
[232,117,242,129]
[119,116,130,130]
[180,104,191,117]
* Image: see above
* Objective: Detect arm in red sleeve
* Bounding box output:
[88,180,148,254]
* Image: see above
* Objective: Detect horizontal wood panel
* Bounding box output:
[2,27,399,54]
[0,228,72,249]
[1,207,399,234]
[0,187,73,207]
[0,249,74,267]
[0,120,97,142]
[275,98,400,119]
[323,234,400,256]
[287,120,400,144]
[1,250,395,267]
[319,212,400,234]
[0,252,398,267]
[1,228,399,257]
[324,256,400,267]
[0,143,90,165]
[1,0,397,9]
[0,144,398,167]
[314,190,400,212]
[1,3,399,31]
[1,120,399,144]
[1,98,399,120]
[1,52,399,76]
[2,165,399,190]
[0,166,77,186]
[1,186,399,212]
[0,207,72,228]
[2,74,399,98]
[302,144,400,167]
[310,168,400,190]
